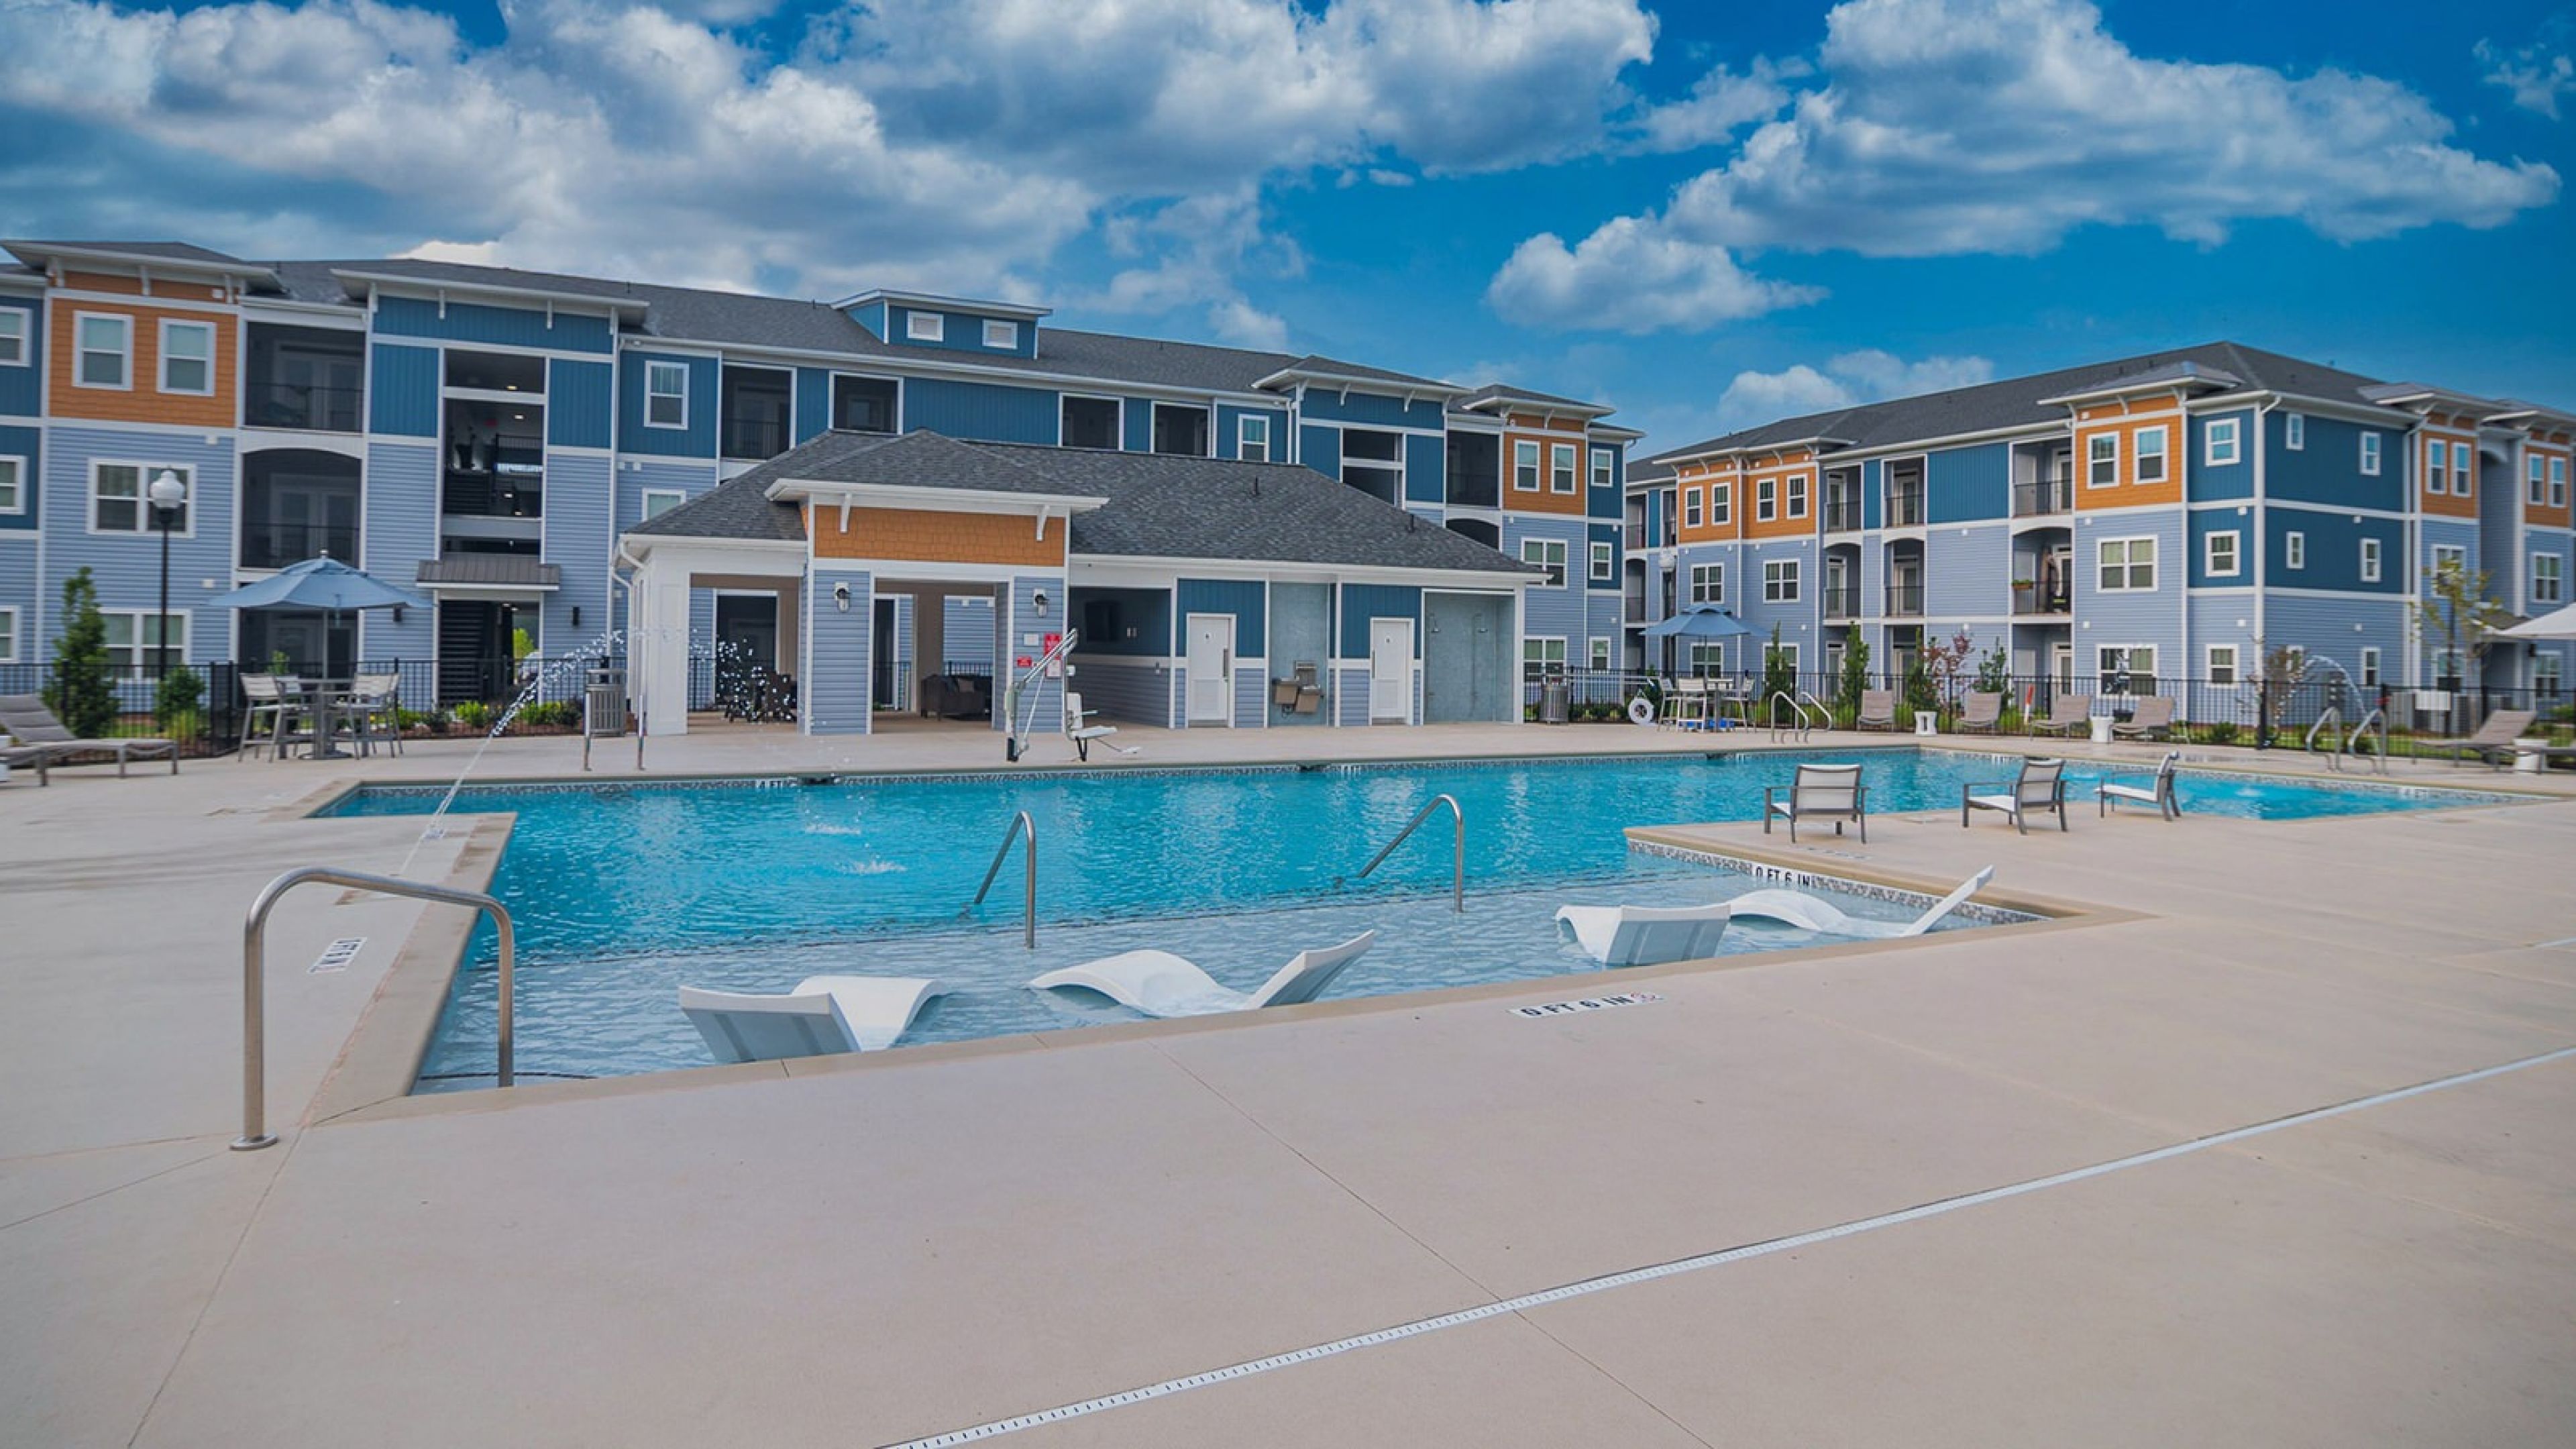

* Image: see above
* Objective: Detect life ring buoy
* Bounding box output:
[1626,695,1657,727]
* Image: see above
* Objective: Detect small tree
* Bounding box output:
[1921,627,1976,718]
[1973,641,2010,696]
[1835,625,1870,717]
[1902,660,1939,718]
[1760,623,1796,716]
[2413,557,2509,693]
[46,567,118,739]
[156,663,205,734]
[2251,637,2311,745]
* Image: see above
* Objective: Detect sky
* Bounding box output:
[1,0,2570,455]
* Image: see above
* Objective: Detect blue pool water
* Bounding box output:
[324,749,2511,1087]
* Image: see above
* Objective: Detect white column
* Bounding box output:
[639,561,696,737]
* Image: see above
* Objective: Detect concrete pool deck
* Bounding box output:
[5,722,2575,1446]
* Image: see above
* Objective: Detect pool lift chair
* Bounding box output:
[1063,690,1134,761]
[678,976,951,1062]
[1552,902,1735,967]
[1727,865,1998,938]
[1028,931,1379,1017]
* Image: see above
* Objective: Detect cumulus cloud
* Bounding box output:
[1629,59,1800,153]
[1714,350,1994,429]
[2479,20,2576,120]
[1485,216,1821,332]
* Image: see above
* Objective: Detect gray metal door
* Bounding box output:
[1424,592,1506,723]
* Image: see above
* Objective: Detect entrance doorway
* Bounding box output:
[1369,617,1413,723]
[1185,612,1235,725]
[435,600,537,705]
[1423,592,1508,722]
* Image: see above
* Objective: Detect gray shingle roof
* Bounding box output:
[415,555,563,588]
[1259,354,1462,390]
[10,239,248,264]
[1457,382,1605,412]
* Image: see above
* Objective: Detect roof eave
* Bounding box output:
[763,479,1111,515]
[332,269,650,319]
[1253,366,1473,399]
[829,288,1053,323]
[4,241,280,288]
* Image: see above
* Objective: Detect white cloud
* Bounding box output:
[1713,350,1994,429]
[2479,21,2576,120]
[1629,59,1799,153]
[1485,216,1822,332]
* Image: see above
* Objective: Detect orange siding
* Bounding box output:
[46,296,237,428]
[2526,432,2572,527]
[1672,458,1741,543]
[1504,429,1587,517]
[1742,447,1816,539]
[808,504,1067,567]
[2072,397,2184,508]
[2419,430,2478,519]
[1505,412,1589,435]
[60,269,233,304]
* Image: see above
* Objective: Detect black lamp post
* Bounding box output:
[148,469,189,685]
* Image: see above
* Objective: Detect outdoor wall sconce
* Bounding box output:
[1032,589,1050,616]
[570,606,582,629]
[835,582,851,612]
[392,605,406,625]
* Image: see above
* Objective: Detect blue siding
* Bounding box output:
[2261,592,2408,690]
[1338,584,1422,658]
[616,459,721,535]
[362,441,438,661]
[0,423,38,531]
[0,297,41,417]
[2070,510,2185,685]
[0,539,35,663]
[1298,389,1444,430]
[1233,661,1269,729]
[1589,441,1624,520]
[2267,505,2406,594]
[1925,443,2008,523]
[1503,515,1587,647]
[541,451,614,652]
[369,343,439,437]
[1215,405,1289,462]
[40,426,236,665]
[619,351,718,458]
[845,301,888,340]
[1924,523,2007,617]
[1587,520,1622,592]
[902,377,1057,444]
[1124,398,1152,453]
[2266,411,2406,513]
[1299,423,1340,480]
[1177,578,1266,656]
[2529,533,2574,617]
[371,294,613,354]
[1067,657,1168,724]
[2188,506,2257,588]
[806,569,871,735]
[1006,573,1066,733]
[883,306,1038,360]
[1404,432,1445,504]
[1861,459,1882,531]
[942,596,995,674]
[794,368,832,444]
[2188,408,2255,500]
[1738,538,1819,665]
[547,358,613,450]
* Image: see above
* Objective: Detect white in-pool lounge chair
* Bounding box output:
[1552,902,1734,967]
[1727,866,1997,939]
[1029,932,1377,1017]
[678,975,950,1062]
[2098,751,2184,820]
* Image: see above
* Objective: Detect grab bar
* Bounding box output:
[2349,706,2389,775]
[2307,704,2343,770]
[1768,690,1824,743]
[1356,793,1464,912]
[969,810,1038,948]
[237,866,515,1150]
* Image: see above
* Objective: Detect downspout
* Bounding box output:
[613,539,649,770]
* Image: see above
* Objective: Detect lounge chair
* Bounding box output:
[2098,751,2184,820]
[2110,694,2176,741]
[1063,690,1124,761]
[1957,691,2004,734]
[1729,866,1997,938]
[678,975,950,1062]
[0,694,178,777]
[2424,709,2537,769]
[1962,757,2068,833]
[1762,762,1866,843]
[1552,902,1733,967]
[1854,689,1898,731]
[1,741,50,786]
[1029,931,1377,1017]
[2031,693,2094,738]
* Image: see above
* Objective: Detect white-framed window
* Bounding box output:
[2135,426,2168,484]
[1756,476,1776,521]
[644,360,689,429]
[2088,432,2119,487]
[2426,439,2447,492]
[1709,482,1730,525]
[2537,652,2564,698]
[1682,487,1703,529]
[1589,540,1613,582]
[2205,417,2241,467]
[1589,637,1612,672]
[1589,447,1614,491]
[2285,531,2306,570]
[2206,643,2239,686]
[2532,456,2550,506]
[1237,414,1270,464]
[1550,442,1576,494]
[2552,457,2569,508]
[0,605,15,663]
[2097,644,2156,694]
[2536,553,2565,605]
[0,454,22,515]
[2360,537,2382,583]
[1762,557,1799,602]
[75,312,131,389]
[2453,445,2472,496]
[89,461,191,535]
[2434,543,2466,572]
[2284,413,2305,451]
[641,488,686,521]
[1688,562,1723,604]
[981,319,1018,350]
[102,608,189,674]
[2359,647,2381,689]
[2097,536,2155,591]
[1769,641,1799,674]
[158,319,215,395]
[2359,432,2381,476]
[906,311,945,342]
[1786,471,1808,518]
[1523,637,1566,674]
[1521,537,1566,587]
[2205,529,2240,578]
[1687,641,1725,672]
[1513,440,1540,492]
[0,307,25,366]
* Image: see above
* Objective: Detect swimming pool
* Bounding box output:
[325,749,2510,1087]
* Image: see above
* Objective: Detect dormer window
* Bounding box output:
[906,311,944,343]
[982,319,1018,350]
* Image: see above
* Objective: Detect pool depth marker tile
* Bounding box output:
[877,1042,2576,1448]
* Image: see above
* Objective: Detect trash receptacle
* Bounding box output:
[586,666,629,737]
[1540,678,1571,724]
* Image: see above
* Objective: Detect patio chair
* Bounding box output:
[2111,694,2176,741]
[0,694,178,777]
[2031,693,2095,738]
[1291,660,1324,715]
[1552,902,1733,967]
[1962,757,2068,834]
[2098,751,2184,820]
[1957,691,2004,734]
[1729,865,1997,939]
[1063,690,1124,761]
[236,672,297,761]
[345,672,405,757]
[1028,931,1377,1018]
[1662,676,1709,730]
[678,975,951,1062]
[2424,708,2537,769]
[1854,689,1898,731]
[1762,762,1867,843]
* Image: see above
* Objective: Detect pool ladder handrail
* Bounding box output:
[969,810,1039,948]
[235,866,515,1150]
[2306,703,2343,769]
[2347,705,2389,775]
[1355,792,1464,912]
[1769,690,1827,743]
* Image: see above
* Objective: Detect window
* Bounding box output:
[641,488,685,521]
[2205,417,2241,466]
[1682,487,1703,529]
[0,455,21,514]
[1550,443,1576,494]
[90,462,191,534]
[159,319,214,395]
[0,307,23,366]
[1770,641,1799,675]
[102,610,189,675]
[2097,645,2155,695]
[981,319,1018,350]
[2426,439,2447,492]
[2135,426,2168,484]
[644,360,689,429]
[1060,394,1119,450]
[1590,447,1613,491]
[1513,440,1540,491]
[2088,432,2118,486]
[2434,543,2466,572]
[1710,483,1730,526]
[2453,445,2471,497]
[2536,553,2565,605]
[2097,536,2155,591]
[905,311,944,342]
[1152,403,1210,458]
[2285,531,2305,570]
[2284,413,2305,451]
[1589,637,1612,672]
[1786,471,1809,518]
[2359,647,2381,689]
[1589,540,1613,582]
[1521,537,1567,587]
[2206,644,2239,686]
[1338,427,1399,499]
[2359,432,2381,476]
[1237,414,1270,463]
[718,364,792,460]
[1688,641,1725,672]
[0,605,15,663]
[2538,653,2563,698]
[444,348,543,392]
[2360,537,2383,583]
[833,374,899,433]
[2205,530,2239,578]
[1762,557,1799,602]
[2555,457,2570,508]
[1756,477,1776,521]
[1523,637,1566,675]
[1688,562,1723,604]
[76,313,131,388]
[2532,456,2549,506]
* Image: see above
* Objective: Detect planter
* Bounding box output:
[2515,737,2546,774]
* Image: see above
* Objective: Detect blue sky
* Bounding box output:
[2,0,2570,453]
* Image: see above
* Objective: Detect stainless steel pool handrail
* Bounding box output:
[1355,793,1464,912]
[236,866,515,1151]
[2307,704,2344,770]
[969,810,1039,948]
[1768,690,1825,743]
[2349,706,2389,775]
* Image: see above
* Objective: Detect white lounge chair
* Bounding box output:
[1028,931,1377,1017]
[678,975,949,1062]
[2098,751,2184,820]
[1762,761,1867,843]
[1552,902,1734,967]
[1728,866,1997,939]
[1962,757,2069,833]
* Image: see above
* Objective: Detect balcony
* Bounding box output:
[720,415,791,462]
[241,520,360,572]
[243,324,366,433]
[2011,586,2072,617]
[1823,498,1863,533]
[442,468,543,520]
[1822,586,1861,621]
[1884,488,1926,529]
[1884,583,1924,616]
[2013,477,2072,517]
[244,382,364,434]
[1623,587,1646,618]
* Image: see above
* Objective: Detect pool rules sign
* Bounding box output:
[1511,991,1663,1019]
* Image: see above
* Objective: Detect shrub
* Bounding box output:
[1835,627,1869,717]
[517,700,580,730]
[156,664,205,733]
[397,708,438,733]
[452,700,494,732]
[45,568,118,740]
[1902,662,1939,718]
[2200,720,2241,747]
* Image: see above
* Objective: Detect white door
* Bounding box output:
[1185,613,1234,725]
[1369,618,1413,723]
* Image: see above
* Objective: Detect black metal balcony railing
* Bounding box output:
[1823,498,1862,533]
[1884,583,1924,616]
[441,472,543,519]
[1821,586,1861,620]
[1623,524,1646,549]
[1623,589,1647,617]
[241,521,361,571]
[2013,477,2072,517]
[244,382,364,433]
[2011,588,2073,616]
[721,416,791,462]
[1884,489,1926,528]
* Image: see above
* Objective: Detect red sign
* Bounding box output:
[1044,632,1062,653]
[1014,656,1032,668]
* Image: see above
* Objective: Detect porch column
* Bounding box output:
[637,564,696,738]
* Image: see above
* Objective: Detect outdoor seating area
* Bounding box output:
[0,694,179,784]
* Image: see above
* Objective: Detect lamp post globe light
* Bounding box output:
[148,468,189,685]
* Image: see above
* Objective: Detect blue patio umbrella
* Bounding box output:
[1641,604,1753,641]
